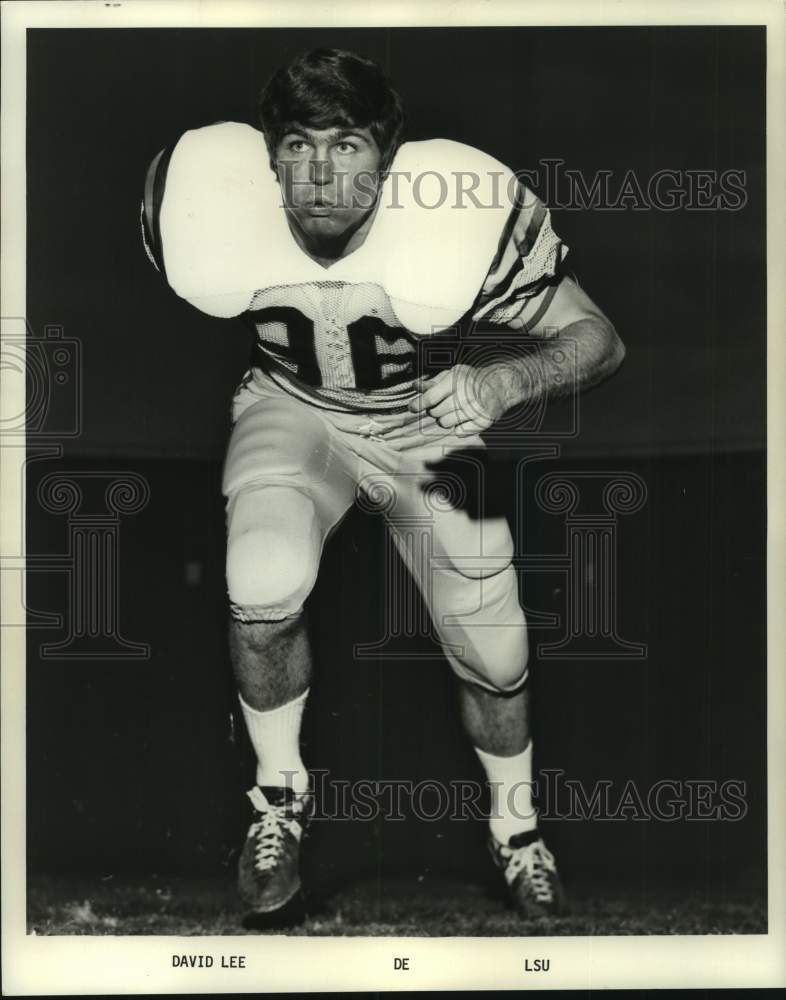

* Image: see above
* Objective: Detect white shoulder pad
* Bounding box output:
[157,122,293,318]
[153,123,517,330]
[365,139,517,334]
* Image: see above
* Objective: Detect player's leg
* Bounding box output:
[455,676,563,914]
[223,395,354,913]
[458,671,529,755]
[404,511,542,841]
[230,612,311,712]
[227,482,318,795]
[459,674,532,838]
[378,452,565,915]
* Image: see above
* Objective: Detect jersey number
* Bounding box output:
[248,306,414,389]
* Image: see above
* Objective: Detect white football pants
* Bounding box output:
[222,370,529,693]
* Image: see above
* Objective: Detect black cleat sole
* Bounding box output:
[242,889,307,931]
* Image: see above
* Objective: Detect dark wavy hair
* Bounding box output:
[258,48,404,170]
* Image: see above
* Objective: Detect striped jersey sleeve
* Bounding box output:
[140,145,174,277]
[472,184,568,329]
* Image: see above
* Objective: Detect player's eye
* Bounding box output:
[286,140,310,153]
[335,141,358,154]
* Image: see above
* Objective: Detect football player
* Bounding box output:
[142,48,625,921]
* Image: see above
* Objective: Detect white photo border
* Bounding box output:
[2,0,784,993]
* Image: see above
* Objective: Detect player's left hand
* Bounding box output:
[380,365,506,444]
[408,364,506,434]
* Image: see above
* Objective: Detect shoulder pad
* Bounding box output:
[145,122,518,332]
[368,139,516,333]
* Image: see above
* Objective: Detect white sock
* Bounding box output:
[239,689,309,794]
[474,742,538,844]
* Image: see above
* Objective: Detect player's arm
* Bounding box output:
[405,188,625,435]
[476,273,625,413]
[406,277,624,435]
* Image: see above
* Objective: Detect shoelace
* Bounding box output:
[499,840,557,901]
[246,787,304,873]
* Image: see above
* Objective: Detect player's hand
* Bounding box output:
[407,364,506,435]
[380,365,507,445]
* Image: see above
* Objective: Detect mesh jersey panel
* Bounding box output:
[246,281,419,412]
[243,188,567,413]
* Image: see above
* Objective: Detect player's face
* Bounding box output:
[274,125,383,247]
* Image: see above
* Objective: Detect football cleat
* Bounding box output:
[489,829,567,917]
[238,785,311,914]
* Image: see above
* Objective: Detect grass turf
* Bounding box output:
[27,872,766,936]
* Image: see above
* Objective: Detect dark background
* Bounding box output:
[25,27,766,903]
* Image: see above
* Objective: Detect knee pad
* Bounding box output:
[222,397,341,623]
[453,619,529,693]
[444,518,515,581]
[226,485,321,622]
[439,563,529,693]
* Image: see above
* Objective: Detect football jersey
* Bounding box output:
[240,194,565,412]
[142,122,567,412]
